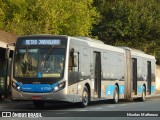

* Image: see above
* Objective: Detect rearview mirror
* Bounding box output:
[73,53,78,67]
[70,48,78,67]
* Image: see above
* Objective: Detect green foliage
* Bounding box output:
[1,0,160,62]
[0,0,98,36]
[93,0,160,62]
[0,0,5,29]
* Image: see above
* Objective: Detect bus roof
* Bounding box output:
[16,35,155,60]
[69,36,125,53]
[120,47,155,60]
[18,34,68,39]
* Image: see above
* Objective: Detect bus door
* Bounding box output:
[132,58,137,95]
[147,61,151,95]
[94,52,101,98]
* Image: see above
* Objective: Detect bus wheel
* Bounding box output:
[113,86,119,104]
[140,87,146,102]
[80,86,89,107]
[33,100,45,109]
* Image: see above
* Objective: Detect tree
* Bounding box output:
[92,0,160,62]
[0,0,98,36]
[0,0,5,29]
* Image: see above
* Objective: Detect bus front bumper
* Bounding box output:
[12,88,68,102]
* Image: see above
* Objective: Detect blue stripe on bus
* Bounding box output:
[16,82,58,93]
[119,85,125,94]
[151,86,155,93]
[105,85,125,96]
[106,85,114,95]
[138,85,155,94]
[138,85,143,94]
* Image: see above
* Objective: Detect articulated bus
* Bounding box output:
[12,35,156,108]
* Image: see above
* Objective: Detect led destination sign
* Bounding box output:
[24,39,61,45]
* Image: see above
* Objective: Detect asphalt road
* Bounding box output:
[0,96,160,120]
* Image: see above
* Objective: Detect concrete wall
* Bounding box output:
[0,30,17,43]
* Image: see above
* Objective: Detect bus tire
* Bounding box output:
[33,100,45,108]
[140,87,146,102]
[80,86,89,107]
[112,86,119,104]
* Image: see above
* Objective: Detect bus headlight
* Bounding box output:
[12,82,22,92]
[53,81,65,92]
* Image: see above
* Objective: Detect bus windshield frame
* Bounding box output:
[13,36,67,80]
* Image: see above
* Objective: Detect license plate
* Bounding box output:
[32,96,42,100]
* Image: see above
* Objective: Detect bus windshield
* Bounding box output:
[14,47,65,78]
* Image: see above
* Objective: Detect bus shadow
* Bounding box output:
[16,100,130,110]
[6,98,148,110]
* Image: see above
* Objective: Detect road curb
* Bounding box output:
[146,94,160,98]
[152,94,160,97]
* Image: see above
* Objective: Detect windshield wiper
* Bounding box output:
[44,46,54,61]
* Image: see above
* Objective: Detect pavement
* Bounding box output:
[0,94,160,119]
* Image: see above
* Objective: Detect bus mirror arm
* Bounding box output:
[70,48,74,57]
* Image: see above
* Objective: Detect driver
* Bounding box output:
[55,62,63,72]
[39,59,45,71]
